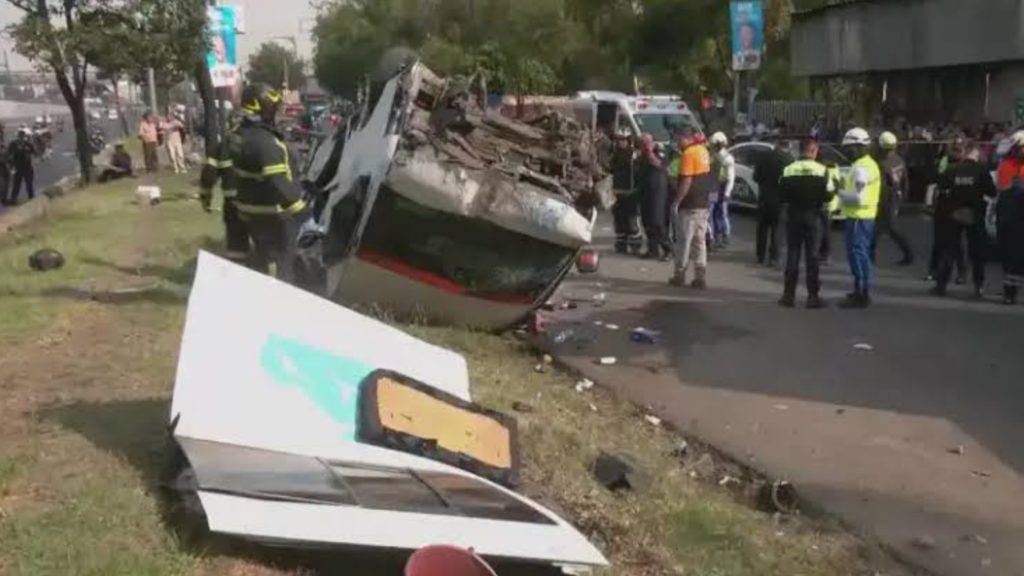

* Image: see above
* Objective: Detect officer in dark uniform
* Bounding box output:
[610,133,643,254]
[199,112,251,263]
[778,139,836,309]
[753,141,790,266]
[930,143,996,298]
[228,84,309,282]
[6,128,36,205]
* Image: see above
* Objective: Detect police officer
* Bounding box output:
[838,127,882,308]
[228,83,309,282]
[199,112,251,263]
[753,140,789,266]
[778,139,835,309]
[872,131,914,266]
[6,128,36,205]
[931,143,995,298]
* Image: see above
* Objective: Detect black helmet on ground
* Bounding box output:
[240,83,284,124]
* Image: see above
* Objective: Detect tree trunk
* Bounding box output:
[69,95,93,183]
[195,58,217,154]
[52,67,94,183]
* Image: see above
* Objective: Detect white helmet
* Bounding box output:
[709,132,729,147]
[842,127,871,146]
[1011,130,1024,149]
[878,131,898,149]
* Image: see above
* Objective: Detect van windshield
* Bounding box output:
[634,113,700,143]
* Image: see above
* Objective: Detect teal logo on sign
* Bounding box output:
[260,335,374,439]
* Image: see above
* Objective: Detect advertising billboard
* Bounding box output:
[731,0,764,71]
[207,5,240,88]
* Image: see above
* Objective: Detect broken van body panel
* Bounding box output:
[305,62,607,330]
[169,253,608,568]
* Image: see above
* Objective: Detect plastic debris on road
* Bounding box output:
[597,357,617,366]
[630,328,660,344]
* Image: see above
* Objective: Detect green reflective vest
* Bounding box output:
[842,155,881,219]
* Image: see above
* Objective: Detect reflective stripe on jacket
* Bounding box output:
[228,119,303,215]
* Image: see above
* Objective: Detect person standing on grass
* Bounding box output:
[138,112,159,173]
[0,137,9,205]
[669,126,715,289]
[162,113,186,174]
[5,128,36,205]
[778,139,835,309]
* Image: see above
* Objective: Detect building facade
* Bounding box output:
[791,0,1024,125]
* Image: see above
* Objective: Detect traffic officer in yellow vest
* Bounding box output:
[838,127,882,308]
[199,112,251,263]
[228,83,309,282]
[778,139,836,309]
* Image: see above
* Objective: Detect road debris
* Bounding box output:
[597,356,617,366]
[534,363,547,373]
[853,343,875,351]
[575,378,595,393]
[593,452,646,492]
[644,415,662,427]
[304,61,612,330]
[165,253,608,568]
[760,480,799,514]
[961,534,989,545]
[949,445,965,456]
[629,327,660,344]
[28,248,65,271]
[552,329,576,344]
[604,323,620,331]
[576,248,600,274]
[671,440,689,458]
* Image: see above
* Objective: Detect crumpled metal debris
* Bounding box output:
[401,70,613,212]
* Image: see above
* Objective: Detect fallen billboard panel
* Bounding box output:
[168,252,608,569]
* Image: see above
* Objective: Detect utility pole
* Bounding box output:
[147,67,158,114]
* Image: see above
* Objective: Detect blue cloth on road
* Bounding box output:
[845,218,875,293]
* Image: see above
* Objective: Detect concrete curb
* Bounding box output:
[0,173,78,236]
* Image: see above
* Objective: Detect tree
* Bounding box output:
[5,0,210,181]
[5,0,111,182]
[247,41,307,91]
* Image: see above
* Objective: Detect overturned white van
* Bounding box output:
[304,62,611,330]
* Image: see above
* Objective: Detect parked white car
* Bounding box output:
[729,141,849,219]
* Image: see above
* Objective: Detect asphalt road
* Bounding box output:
[543,209,1024,576]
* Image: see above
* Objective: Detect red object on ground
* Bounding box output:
[577,248,600,274]
[404,545,498,576]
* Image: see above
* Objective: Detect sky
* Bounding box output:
[0,0,320,73]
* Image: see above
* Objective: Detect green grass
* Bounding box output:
[0,173,895,576]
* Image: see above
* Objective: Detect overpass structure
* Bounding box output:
[791,0,1024,124]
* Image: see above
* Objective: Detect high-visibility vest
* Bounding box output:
[842,155,881,219]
